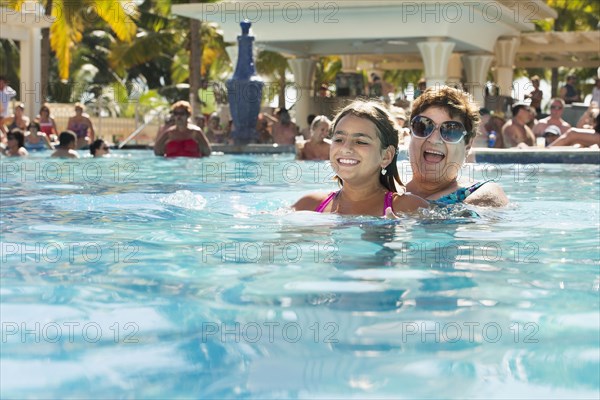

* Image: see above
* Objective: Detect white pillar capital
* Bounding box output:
[339,55,359,73]
[417,40,455,87]
[494,37,520,67]
[462,54,494,107]
[288,57,317,131]
[494,37,520,97]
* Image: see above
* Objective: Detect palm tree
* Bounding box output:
[7,0,138,100]
[256,50,289,109]
[534,0,600,96]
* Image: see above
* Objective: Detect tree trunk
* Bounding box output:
[551,67,559,98]
[40,0,53,102]
[189,2,202,118]
[278,68,286,109]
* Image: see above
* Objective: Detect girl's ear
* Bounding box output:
[381,145,395,168]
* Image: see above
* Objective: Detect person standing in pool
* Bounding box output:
[296,115,332,161]
[293,99,428,216]
[153,101,211,158]
[67,103,95,149]
[51,131,80,159]
[405,86,508,207]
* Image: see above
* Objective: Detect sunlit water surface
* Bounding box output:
[1,151,598,399]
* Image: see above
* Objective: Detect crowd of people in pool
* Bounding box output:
[2,72,599,216]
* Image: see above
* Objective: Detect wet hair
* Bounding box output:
[171,100,191,115]
[307,114,316,125]
[310,115,332,132]
[58,130,77,146]
[7,128,25,148]
[511,103,531,117]
[410,86,480,145]
[89,139,107,156]
[28,121,41,131]
[331,99,402,192]
[275,108,292,125]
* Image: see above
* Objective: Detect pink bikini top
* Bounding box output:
[315,191,394,216]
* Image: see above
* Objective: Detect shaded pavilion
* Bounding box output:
[172,0,567,128]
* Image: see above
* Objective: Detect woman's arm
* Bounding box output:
[153,128,169,156]
[42,133,54,150]
[464,181,509,207]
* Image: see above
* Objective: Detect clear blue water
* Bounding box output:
[1,150,599,399]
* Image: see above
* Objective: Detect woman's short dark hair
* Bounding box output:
[89,139,106,155]
[8,128,25,148]
[28,121,41,131]
[410,86,480,144]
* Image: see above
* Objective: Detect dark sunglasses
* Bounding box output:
[410,115,467,144]
[102,146,110,151]
[550,105,563,110]
[173,111,188,116]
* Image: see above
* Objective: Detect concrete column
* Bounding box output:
[462,54,494,107]
[288,57,316,131]
[494,37,520,97]
[447,53,463,87]
[339,55,359,72]
[19,27,43,120]
[417,38,455,87]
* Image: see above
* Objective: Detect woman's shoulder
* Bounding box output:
[463,180,508,207]
[293,192,333,212]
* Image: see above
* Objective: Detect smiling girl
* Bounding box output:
[293,100,428,217]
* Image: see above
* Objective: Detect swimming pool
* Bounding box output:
[1,150,598,399]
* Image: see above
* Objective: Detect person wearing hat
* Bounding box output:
[542,125,562,146]
[533,98,571,138]
[549,114,600,148]
[500,103,536,147]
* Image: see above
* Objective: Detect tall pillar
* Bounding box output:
[19,27,43,120]
[462,54,494,107]
[447,53,463,87]
[288,57,316,131]
[339,55,359,72]
[417,38,455,87]
[494,37,520,97]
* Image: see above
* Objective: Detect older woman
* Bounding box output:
[67,103,95,149]
[153,101,211,158]
[405,86,508,207]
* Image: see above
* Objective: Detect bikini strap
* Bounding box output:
[383,191,394,215]
[314,191,338,213]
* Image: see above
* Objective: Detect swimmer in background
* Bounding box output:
[3,129,28,157]
[51,130,80,159]
[67,103,95,149]
[296,115,332,161]
[90,139,110,157]
[153,101,211,158]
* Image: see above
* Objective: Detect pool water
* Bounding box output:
[1,151,599,399]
